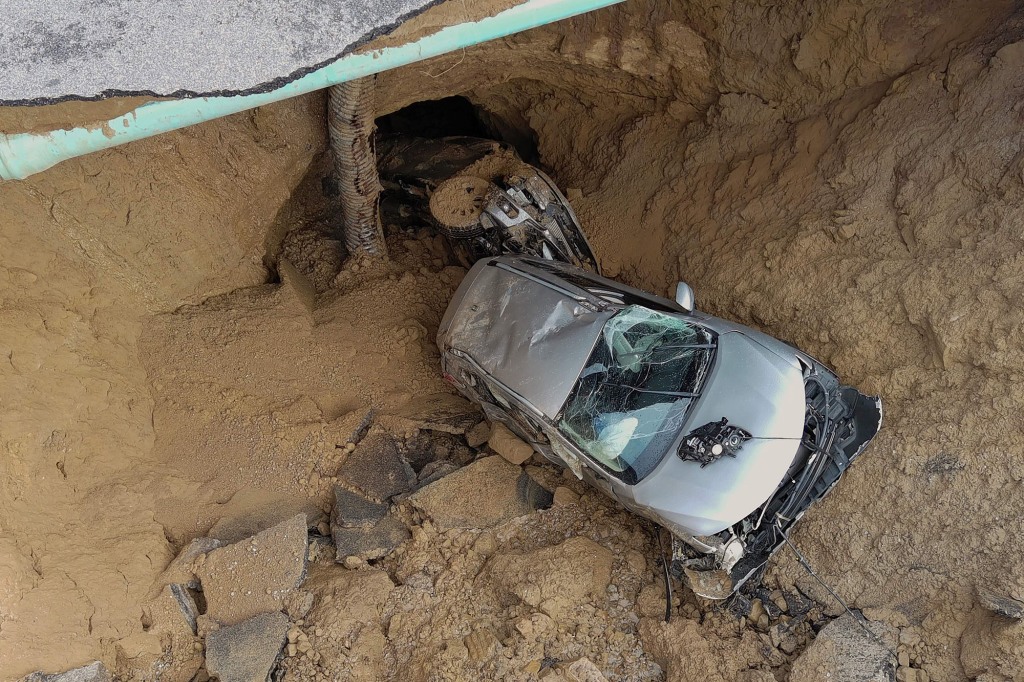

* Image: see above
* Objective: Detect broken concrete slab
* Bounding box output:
[333,514,411,561]
[409,455,552,530]
[21,662,112,682]
[205,611,289,682]
[197,514,308,626]
[206,490,325,543]
[789,614,897,682]
[337,433,415,502]
[488,423,535,465]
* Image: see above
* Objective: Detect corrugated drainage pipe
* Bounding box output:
[0,0,625,182]
[329,76,386,256]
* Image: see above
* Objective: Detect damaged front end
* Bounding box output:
[673,357,882,599]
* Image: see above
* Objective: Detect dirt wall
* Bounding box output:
[2,0,1024,680]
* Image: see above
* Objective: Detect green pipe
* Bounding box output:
[0,0,623,181]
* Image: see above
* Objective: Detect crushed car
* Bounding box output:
[379,136,882,598]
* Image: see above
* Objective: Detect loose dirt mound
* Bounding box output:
[2,1,1024,680]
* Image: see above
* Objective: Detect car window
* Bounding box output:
[557,305,716,484]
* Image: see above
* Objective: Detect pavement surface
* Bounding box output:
[0,0,442,104]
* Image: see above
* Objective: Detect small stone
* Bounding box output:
[552,486,580,507]
[343,555,365,569]
[464,628,499,663]
[206,611,289,682]
[896,667,917,682]
[565,658,609,682]
[465,421,492,448]
[898,651,910,667]
[316,521,330,536]
[488,423,535,465]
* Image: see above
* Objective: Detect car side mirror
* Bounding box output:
[675,282,695,312]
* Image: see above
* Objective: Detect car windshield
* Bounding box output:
[557,305,716,483]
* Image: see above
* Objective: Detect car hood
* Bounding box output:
[438,262,614,418]
[629,331,807,536]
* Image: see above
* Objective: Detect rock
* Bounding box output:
[977,587,1024,620]
[332,486,387,528]
[197,514,309,625]
[336,433,415,501]
[409,456,552,530]
[464,628,500,663]
[206,490,324,544]
[377,393,481,435]
[333,514,410,561]
[487,536,613,620]
[465,421,492,448]
[789,614,897,682]
[552,486,580,506]
[21,662,112,682]
[565,658,609,682]
[153,537,223,592]
[205,611,289,682]
[488,423,535,465]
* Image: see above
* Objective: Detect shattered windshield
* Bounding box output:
[557,306,716,484]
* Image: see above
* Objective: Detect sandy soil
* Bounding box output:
[2,0,1024,680]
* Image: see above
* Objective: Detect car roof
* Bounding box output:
[443,258,616,418]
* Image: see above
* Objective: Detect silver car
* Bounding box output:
[437,256,882,597]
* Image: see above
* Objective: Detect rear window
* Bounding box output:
[557,306,716,483]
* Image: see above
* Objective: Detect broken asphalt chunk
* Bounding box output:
[21,662,112,682]
[977,587,1024,620]
[337,433,415,501]
[205,611,289,682]
[197,514,308,626]
[332,485,387,527]
[333,514,410,562]
[409,455,552,530]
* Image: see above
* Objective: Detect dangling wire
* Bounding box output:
[779,525,897,656]
[656,530,673,623]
